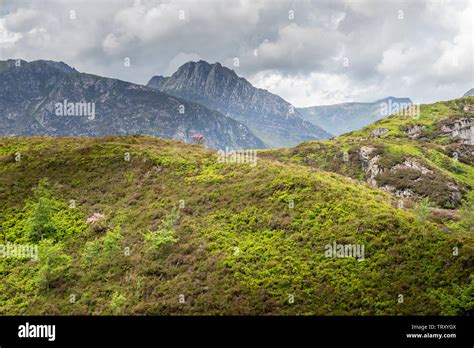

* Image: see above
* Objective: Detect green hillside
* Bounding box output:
[1,133,472,315]
[262,97,474,209]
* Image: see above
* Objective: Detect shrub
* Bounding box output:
[35,239,72,292]
[109,291,127,315]
[414,197,431,222]
[143,207,179,255]
[451,191,474,234]
[25,180,58,242]
[103,227,123,258]
[80,226,123,271]
[80,239,101,270]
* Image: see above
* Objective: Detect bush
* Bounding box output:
[25,180,59,242]
[451,191,474,234]
[414,197,431,222]
[80,227,123,270]
[109,291,127,315]
[35,239,72,292]
[103,227,123,257]
[80,239,101,270]
[143,207,179,255]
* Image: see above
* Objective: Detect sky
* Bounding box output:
[0,0,472,107]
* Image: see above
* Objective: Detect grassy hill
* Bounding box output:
[262,97,474,209]
[1,133,472,315]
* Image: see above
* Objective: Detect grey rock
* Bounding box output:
[371,128,390,138]
[147,60,331,148]
[404,125,425,139]
[0,59,265,150]
[463,88,474,97]
[441,118,474,145]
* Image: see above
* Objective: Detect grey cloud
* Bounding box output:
[0,0,472,105]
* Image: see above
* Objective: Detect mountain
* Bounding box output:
[0,59,265,150]
[1,135,472,315]
[463,88,474,97]
[262,97,474,208]
[146,61,331,148]
[298,97,413,136]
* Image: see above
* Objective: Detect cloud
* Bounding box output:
[0,0,472,106]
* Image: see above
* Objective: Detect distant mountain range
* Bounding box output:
[1,58,434,148]
[264,97,474,208]
[0,59,264,150]
[463,88,474,97]
[147,61,331,147]
[297,97,413,136]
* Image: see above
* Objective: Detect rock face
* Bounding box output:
[403,125,426,139]
[298,96,413,136]
[0,60,265,150]
[463,88,474,97]
[147,76,168,90]
[358,146,463,206]
[359,146,381,186]
[146,60,331,147]
[371,128,389,138]
[441,118,474,145]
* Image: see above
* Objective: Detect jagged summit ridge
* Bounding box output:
[147,60,331,147]
[0,59,265,149]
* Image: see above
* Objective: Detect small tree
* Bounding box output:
[80,226,123,270]
[457,191,474,233]
[35,239,72,292]
[109,291,127,315]
[26,180,58,242]
[143,207,179,255]
[103,226,123,258]
[414,197,431,222]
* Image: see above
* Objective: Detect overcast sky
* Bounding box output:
[1,0,472,106]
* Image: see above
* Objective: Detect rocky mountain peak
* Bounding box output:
[0,59,265,149]
[147,60,331,147]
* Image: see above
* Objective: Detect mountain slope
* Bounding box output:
[146,61,331,147]
[262,97,474,208]
[1,135,472,315]
[0,59,265,150]
[464,88,474,97]
[298,97,413,136]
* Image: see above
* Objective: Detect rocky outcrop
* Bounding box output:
[404,125,425,139]
[390,159,432,175]
[358,146,463,206]
[371,128,389,138]
[441,118,474,145]
[359,146,381,186]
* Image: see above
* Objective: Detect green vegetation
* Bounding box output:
[414,198,431,222]
[35,239,72,292]
[143,207,179,256]
[261,97,474,208]
[0,128,472,315]
[0,98,473,315]
[25,179,59,242]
